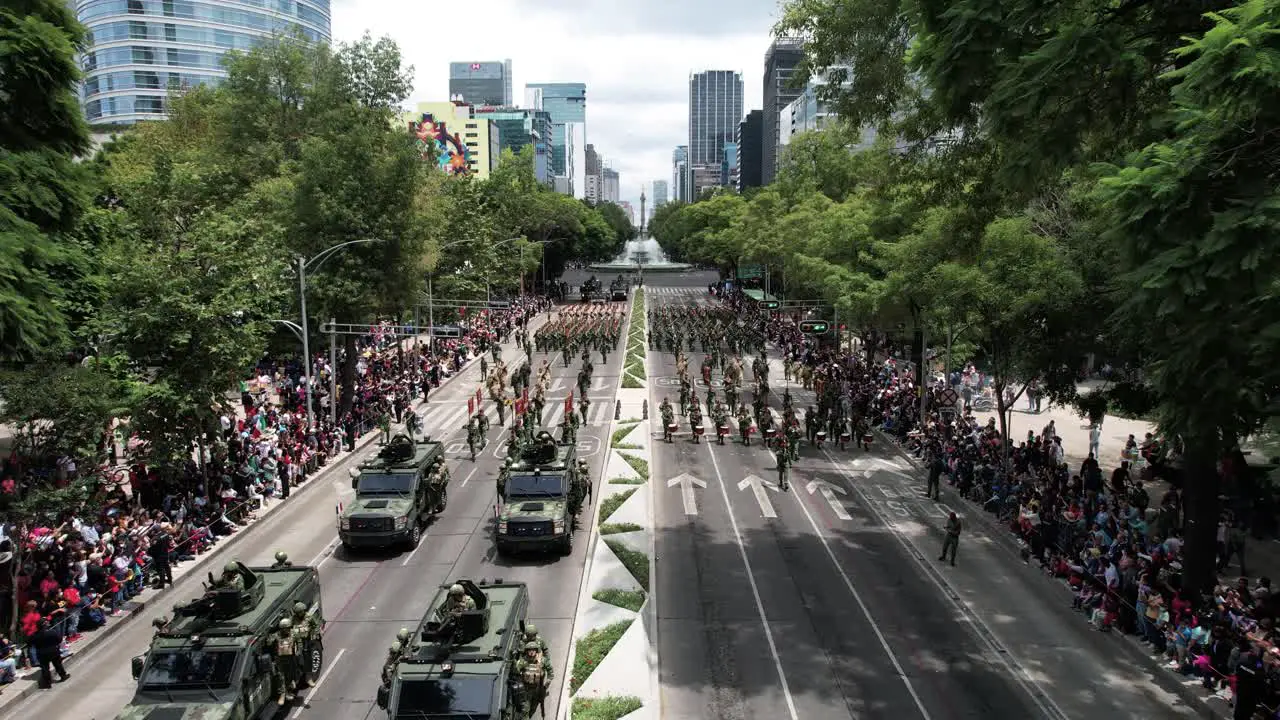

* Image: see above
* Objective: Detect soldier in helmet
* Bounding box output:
[271,617,300,704]
[436,584,476,621]
[271,551,292,569]
[513,640,553,718]
[381,641,403,685]
[217,562,245,591]
[522,624,549,655]
[290,607,315,689]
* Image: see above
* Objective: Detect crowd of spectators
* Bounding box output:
[0,296,548,691]
[724,285,1280,719]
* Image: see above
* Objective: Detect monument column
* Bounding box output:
[640,189,646,236]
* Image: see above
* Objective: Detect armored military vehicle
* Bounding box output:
[377,579,532,720]
[579,276,603,303]
[117,562,323,720]
[609,275,628,301]
[494,433,584,556]
[340,433,447,551]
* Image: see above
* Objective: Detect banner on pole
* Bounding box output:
[468,398,475,415]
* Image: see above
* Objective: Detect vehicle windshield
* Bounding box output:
[358,472,415,495]
[140,649,237,689]
[394,677,493,718]
[506,474,566,498]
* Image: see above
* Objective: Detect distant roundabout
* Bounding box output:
[587,261,694,273]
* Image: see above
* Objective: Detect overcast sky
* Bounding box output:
[331,0,782,220]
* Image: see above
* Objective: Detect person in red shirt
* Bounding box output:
[62,587,83,641]
[20,600,41,666]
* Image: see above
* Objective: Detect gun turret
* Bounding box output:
[380,433,416,462]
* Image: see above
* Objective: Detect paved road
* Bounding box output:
[647,284,1192,720]
[9,307,625,720]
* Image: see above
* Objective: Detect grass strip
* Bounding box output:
[599,521,643,535]
[622,374,644,389]
[621,453,649,480]
[571,696,644,720]
[570,621,632,695]
[605,540,650,591]
[609,477,645,485]
[598,488,636,524]
[610,423,639,446]
[613,443,640,450]
[592,589,646,612]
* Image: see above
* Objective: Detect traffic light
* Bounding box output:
[799,320,829,335]
[762,300,780,310]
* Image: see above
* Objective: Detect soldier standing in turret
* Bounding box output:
[437,584,476,620]
[216,562,245,591]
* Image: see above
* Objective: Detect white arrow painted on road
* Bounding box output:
[667,473,707,516]
[851,457,914,481]
[737,474,779,518]
[806,479,852,520]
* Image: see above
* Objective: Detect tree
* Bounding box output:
[596,201,636,250]
[1095,0,1280,591]
[0,0,92,359]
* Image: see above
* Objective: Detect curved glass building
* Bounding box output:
[75,0,332,125]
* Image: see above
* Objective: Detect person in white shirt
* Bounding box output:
[1089,424,1102,458]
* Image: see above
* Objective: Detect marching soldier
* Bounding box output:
[477,410,490,444]
[660,398,675,442]
[776,447,792,491]
[689,403,704,444]
[466,414,481,461]
[737,405,752,446]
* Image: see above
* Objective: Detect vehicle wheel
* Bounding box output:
[341,541,353,554]
[561,530,574,556]
[436,487,448,513]
[407,523,422,549]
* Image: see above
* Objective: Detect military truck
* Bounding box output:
[494,433,584,556]
[377,579,532,720]
[579,276,603,303]
[609,275,628,301]
[118,562,323,720]
[340,433,447,551]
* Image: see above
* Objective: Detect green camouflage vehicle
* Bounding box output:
[117,562,323,720]
[377,579,532,720]
[339,433,447,551]
[494,433,585,556]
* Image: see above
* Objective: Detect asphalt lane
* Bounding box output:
[649,289,1045,720]
[12,304,627,720]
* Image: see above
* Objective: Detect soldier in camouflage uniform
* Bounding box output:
[513,641,553,718]
[271,618,300,704]
[380,641,403,685]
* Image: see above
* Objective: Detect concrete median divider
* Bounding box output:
[560,288,657,720]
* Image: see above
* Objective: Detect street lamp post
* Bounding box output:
[295,238,381,432]
[426,237,483,353]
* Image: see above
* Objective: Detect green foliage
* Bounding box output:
[620,454,649,480]
[599,522,644,536]
[609,476,645,485]
[571,696,644,720]
[604,540,650,591]
[598,488,636,524]
[0,363,131,464]
[621,374,644,389]
[0,0,93,359]
[592,588,645,611]
[610,423,639,446]
[570,620,632,694]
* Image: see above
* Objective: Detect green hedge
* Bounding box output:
[572,696,644,720]
[592,588,646,612]
[571,621,633,694]
[605,540,650,591]
[620,453,649,480]
[599,521,643,535]
[598,488,636,524]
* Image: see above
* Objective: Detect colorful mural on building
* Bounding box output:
[410,113,471,175]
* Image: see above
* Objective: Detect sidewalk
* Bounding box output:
[0,315,549,709]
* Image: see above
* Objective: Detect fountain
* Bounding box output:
[589,188,693,273]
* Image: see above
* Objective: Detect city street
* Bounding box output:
[647,281,1194,720]
[6,310,626,720]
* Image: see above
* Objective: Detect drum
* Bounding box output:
[840,433,851,442]
[863,433,874,444]
[666,423,678,435]
[693,425,705,437]
[717,425,729,436]
[815,431,827,442]
[765,428,777,439]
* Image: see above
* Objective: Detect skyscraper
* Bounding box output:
[526,82,587,196]
[762,38,805,185]
[652,180,669,207]
[736,110,764,191]
[473,106,554,184]
[449,60,513,106]
[672,145,690,203]
[602,168,620,203]
[584,144,603,203]
[77,0,331,124]
[688,70,744,197]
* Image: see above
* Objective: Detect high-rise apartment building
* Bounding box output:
[652,180,669,207]
[526,82,587,196]
[762,38,805,185]
[736,110,764,191]
[721,142,738,187]
[584,144,603,203]
[76,0,331,124]
[689,70,743,198]
[449,60,513,106]
[602,168,620,203]
[672,145,690,203]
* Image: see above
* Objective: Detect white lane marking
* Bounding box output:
[786,459,934,720]
[704,443,800,720]
[460,465,479,488]
[824,450,1070,720]
[306,539,339,568]
[290,647,347,718]
[399,529,431,567]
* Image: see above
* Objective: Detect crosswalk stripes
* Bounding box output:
[645,286,704,296]
[415,395,615,432]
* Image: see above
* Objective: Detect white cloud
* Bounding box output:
[331,0,778,215]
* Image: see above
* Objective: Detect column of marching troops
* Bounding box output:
[650,305,875,492]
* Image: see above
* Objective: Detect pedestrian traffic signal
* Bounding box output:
[762,300,780,310]
[799,320,829,334]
